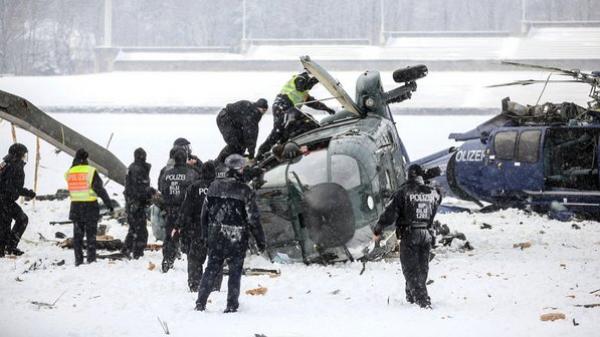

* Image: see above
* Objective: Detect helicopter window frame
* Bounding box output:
[493,130,518,160]
[516,130,542,163]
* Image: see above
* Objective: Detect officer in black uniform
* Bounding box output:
[216,98,268,163]
[0,143,36,257]
[158,147,198,272]
[173,137,202,174]
[195,154,266,313]
[178,160,217,291]
[372,164,441,308]
[122,148,155,259]
[256,72,335,161]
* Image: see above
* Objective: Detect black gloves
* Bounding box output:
[23,189,36,199]
[326,108,336,115]
[306,76,319,90]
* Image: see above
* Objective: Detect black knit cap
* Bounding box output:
[255,98,268,110]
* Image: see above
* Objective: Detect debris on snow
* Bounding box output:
[540,312,566,321]
[245,287,268,296]
[513,242,532,250]
[147,262,156,271]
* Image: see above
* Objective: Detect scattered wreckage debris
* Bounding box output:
[574,303,600,308]
[540,312,566,321]
[34,189,69,201]
[30,290,67,309]
[57,235,162,254]
[243,268,281,277]
[513,241,532,250]
[245,286,268,296]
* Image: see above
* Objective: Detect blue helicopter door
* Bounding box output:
[487,130,518,198]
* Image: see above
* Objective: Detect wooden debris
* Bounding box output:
[148,262,156,271]
[540,312,566,321]
[513,241,532,250]
[146,243,163,251]
[574,303,600,308]
[245,287,268,296]
[243,268,281,277]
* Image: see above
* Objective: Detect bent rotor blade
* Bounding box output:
[487,79,582,88]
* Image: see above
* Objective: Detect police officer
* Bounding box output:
[372,164,441,308]
[158,147,198,272]
[216,98,268,163]
[173,137,202,174]
[66,149,113,266]
[122,148,155,259]
[0,143,36,257]
[256,72,335,160]
[195,154,266,313]
[159,138,202,183]
[178,160,219,291]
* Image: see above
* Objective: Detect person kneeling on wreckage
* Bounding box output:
[195,154,266,313]
[372,164,441,308]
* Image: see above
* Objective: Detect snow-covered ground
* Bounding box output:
[0,200,598,337]
[0,70,591,111]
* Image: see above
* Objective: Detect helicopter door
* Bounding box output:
[504,130,545,192]
[487,130,518,198]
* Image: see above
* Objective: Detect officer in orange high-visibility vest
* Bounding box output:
[65,149,113,266]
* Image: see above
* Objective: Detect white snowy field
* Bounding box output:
[1,113,490,195]
[0,70,591,110]
[0,200,599,337]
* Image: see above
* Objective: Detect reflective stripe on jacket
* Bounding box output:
[65,165,98,202]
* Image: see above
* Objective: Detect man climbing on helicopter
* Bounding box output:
[255,71,335,161]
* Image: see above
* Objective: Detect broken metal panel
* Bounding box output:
[0,89,127,185]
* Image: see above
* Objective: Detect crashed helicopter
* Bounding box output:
[415,61,600,220]
[0,56,430,263]
[254,56,429,263]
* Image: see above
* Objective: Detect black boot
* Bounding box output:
[7,246,24,256]
[195,303,206,311]
[223,306,238,313]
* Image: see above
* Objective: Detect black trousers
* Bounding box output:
[0,200,28,252]
[256,101,287,159]
[216,114,245,163]
[161,208,180,270]
[196,249,245,309]
[123,202,148,258]
[181,231,208,291]
[399,229,432,306]
[73,220,98,264]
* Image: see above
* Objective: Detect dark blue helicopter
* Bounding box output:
[415,61,600,220]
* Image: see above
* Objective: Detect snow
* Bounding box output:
[0,70,591,111]
[1,200,599,337]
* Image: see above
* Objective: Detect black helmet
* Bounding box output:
[224,154,245,171]
[72,148,89,166]
[255,98,268,111]
[294,72,310,91]
[173,138,191,158]
[407,164,424,181]
[8,143,28,159]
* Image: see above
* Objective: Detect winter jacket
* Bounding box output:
[200,174,265,254]
[373,180,442,237]
[68,160,112,223]
[0,155,34,202]
[218,100,264,158]
[124,155,153,205]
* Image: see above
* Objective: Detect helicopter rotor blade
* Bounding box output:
[486,79,582,88]
[500,61,582,76]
